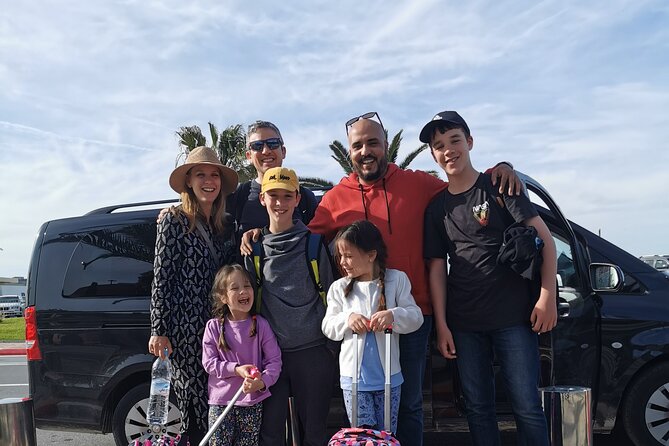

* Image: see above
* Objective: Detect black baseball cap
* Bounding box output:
[419,111,470,144]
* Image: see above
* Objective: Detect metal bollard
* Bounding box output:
[0,397,37,446]
[540,386,592,446]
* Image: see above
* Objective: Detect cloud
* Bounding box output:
[1,0,668,275]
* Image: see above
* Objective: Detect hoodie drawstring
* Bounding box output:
[358,184,369,221]
[382,178,392,235]
[358,179,392,235]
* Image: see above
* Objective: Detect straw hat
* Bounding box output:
[169,146,238,195]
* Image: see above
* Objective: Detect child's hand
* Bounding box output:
[234,364,257,379]
[369,310,394,331]
[242,376,265,394]
[348,313,370,334]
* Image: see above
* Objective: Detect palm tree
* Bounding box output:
[217,124,255,183]
[329,129,439,177]
[300,176,334,188]
[175,123,255,183]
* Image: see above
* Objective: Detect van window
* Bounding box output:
[62,223,155,298]
[554,235,580,290]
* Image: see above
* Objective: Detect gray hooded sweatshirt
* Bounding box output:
[246,220,334,352]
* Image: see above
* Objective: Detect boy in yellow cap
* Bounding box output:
[245,166,336,446]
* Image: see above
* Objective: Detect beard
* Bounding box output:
[352,155,388,183]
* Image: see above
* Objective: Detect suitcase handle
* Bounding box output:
[351,328,393,432]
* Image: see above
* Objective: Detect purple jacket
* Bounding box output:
[202,315,282,406]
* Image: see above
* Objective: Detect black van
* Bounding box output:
[26,176,669,446]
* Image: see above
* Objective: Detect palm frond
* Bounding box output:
[399,143,429,170]
[218,124,246,166]
[176,125,206,152]
[329,140,352,174]
[208,122,219,149]
[175,125,207,166]
[300,177,334,188]
[387,130,403,164]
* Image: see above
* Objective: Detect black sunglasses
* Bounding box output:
[248,137,283,152]
[345,111,384,134]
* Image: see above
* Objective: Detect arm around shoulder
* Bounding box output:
[307,195,338,242]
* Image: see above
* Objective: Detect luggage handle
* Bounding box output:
[351,326,393,432]
[199,367,260,446]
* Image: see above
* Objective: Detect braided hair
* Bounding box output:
[334,220,389,312]
[211,264,258,351]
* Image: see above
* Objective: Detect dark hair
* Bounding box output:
[211,264,257,351]
[334,220,388,312]
[431,121,471,142]
[247,120,283,143]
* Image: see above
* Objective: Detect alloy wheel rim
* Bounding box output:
[645,383,669,444]
[124,396,182,443]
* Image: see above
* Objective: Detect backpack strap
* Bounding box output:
[305,232,327,306]
[233,181,253,232]
[251,239,265,313]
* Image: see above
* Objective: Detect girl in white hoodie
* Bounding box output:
[322,220,423,432]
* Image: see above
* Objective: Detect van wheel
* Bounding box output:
[112,383,182,446]
[621,362,669,446]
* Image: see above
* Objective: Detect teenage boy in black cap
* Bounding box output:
[421,111,557,446]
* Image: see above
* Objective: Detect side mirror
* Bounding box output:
[589,263,624,292]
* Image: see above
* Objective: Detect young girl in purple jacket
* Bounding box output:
[202,264,282,446]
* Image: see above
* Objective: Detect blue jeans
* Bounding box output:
[396,315,432,446]
[452,324,548,446]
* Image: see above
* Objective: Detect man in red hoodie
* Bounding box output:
[308,112,519,446]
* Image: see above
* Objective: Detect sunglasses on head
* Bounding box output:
[345,111,384,134]
[248,137,283,152]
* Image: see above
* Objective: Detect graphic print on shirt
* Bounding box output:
[472,200,490,226]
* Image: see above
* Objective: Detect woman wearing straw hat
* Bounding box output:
[149,146,239,445]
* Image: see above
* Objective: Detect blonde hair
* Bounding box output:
[211,264,257,352]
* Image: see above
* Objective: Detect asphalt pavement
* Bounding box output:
[0,342,631,446]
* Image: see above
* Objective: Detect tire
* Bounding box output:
[112,383,182,446]
[621,362,669,446]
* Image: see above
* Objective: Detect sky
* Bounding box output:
[1,0,668,277]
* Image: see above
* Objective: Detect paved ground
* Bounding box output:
[2,341,631,445]
[0,341,25,355]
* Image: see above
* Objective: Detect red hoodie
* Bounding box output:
[309,164,447,315]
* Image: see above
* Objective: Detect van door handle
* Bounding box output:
[558,302,570,317]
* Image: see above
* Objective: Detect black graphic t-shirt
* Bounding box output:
[424,173,539,331]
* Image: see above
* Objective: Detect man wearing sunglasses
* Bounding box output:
[308,112,521,446]
[227,120,318,249]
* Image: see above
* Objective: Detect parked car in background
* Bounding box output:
[0,295,23,318]
[640,255,669,276]
[25,176,669,446]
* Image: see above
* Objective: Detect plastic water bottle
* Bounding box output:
[147,348,172,432]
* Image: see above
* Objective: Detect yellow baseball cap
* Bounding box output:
[261,167,299,193]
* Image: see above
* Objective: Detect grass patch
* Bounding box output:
[0,317,25,341]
